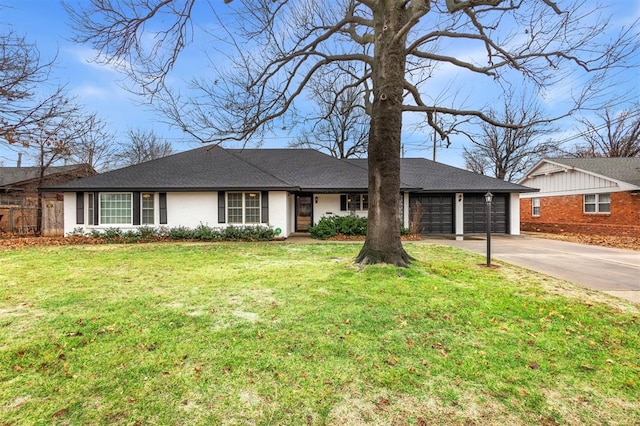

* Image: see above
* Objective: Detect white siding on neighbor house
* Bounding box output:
[521,169,620,198]
[167,192,217,228]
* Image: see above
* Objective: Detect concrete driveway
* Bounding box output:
[428,235,640,304]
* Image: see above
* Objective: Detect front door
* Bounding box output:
[295,194,313,231]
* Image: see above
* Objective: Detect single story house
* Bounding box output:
[42,146,535,238]
[1,164,94,234]
[519,157,640,237]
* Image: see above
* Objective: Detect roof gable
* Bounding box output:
[519,158,640,194]
[0,165,92,188]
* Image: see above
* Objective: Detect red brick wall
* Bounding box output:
[520,191,640,237]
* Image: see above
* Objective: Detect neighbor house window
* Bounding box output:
[532,197,540,216]
[343,194,368,211]
[87,193,95,225]
[141,193,154,225]
[100,193,132,224]
[584,193,611,214]
[227,192,261,224]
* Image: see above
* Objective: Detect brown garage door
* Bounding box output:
[409,194,454,234]
[463,194,508,233]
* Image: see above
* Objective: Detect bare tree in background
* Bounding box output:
[571,105,640,158]
[290,71,369,159]
[116,128,173,166]
[24,100,100,232]
[0,24,74,147]
[463,96,556,182]
[69,113,118,171]
[67,0,638,266]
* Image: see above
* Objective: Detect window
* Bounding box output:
[87,193,94,225]
[100,193,132,224]
[227,192,261,224]
[531,198,540,216]
[342,194,368,211]
[141,193,154,225]
[584,193,611,214]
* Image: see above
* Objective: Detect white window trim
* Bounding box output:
[99,192,133,225]
[531,197,540,217]
[584,193,611,214]
[227,192,261,224]
[141,192,155,225]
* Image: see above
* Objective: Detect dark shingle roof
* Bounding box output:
[349,158,536,193]
[547,158,640,187]
[42,146,535,193]
[0,165,90,188]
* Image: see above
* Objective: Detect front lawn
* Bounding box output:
[1,242,638,425]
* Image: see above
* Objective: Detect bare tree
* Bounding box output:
[291,71,369,158]
[116,128,174,166]
[0,26,73,146]
[67,0,638,266]
[570,105,640,158]
[69,113,118,171]
[23,99,100,232]
[463,96,556,182]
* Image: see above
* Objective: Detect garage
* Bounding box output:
[463,194,508,233]
[409,194,454,234]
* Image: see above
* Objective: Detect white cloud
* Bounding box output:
[71,84,112,100]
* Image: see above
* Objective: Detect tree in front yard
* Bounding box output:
[66,0,638,266]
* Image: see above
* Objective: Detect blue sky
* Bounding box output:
[1,0,639,169]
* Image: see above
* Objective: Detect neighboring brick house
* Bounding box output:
[518,158,640,237]
[0,164,95,234]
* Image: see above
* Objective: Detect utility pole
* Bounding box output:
[432,111,437,161]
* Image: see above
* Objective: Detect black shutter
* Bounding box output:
[218,191,226,223]
[340,194,347,211]
[76,192,84,224]
[93,192,99,225]
[133,191,141,225]
[159,193,167,224]
[261,191,269,223]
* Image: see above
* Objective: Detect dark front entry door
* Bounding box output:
[296,194,313,231]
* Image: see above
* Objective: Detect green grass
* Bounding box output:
[1,242,638,425]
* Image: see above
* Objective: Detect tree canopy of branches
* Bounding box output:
[463,97,556,182]
[116,129,174,167]
[68,113,118,172]
[67,0,638,266]
[0,26,74,146]
[290,71,369,158]
[570,105,640,158]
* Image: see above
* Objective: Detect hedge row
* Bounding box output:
[68,225,275,243]
[309,216,410,240]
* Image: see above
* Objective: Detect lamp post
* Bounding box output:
[484,191,493,267]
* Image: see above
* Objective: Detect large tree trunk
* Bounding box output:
[356,3,414,267]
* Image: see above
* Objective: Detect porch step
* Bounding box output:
[289,232,311,237]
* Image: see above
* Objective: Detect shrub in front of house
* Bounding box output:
[310,215,368,239]
[309,216,413,240]
[68,224,275,243]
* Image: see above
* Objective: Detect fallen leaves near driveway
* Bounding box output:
[526,232,640,251]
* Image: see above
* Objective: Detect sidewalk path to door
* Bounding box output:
[426,235,640,304]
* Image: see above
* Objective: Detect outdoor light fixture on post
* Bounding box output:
[484,191,493,267]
